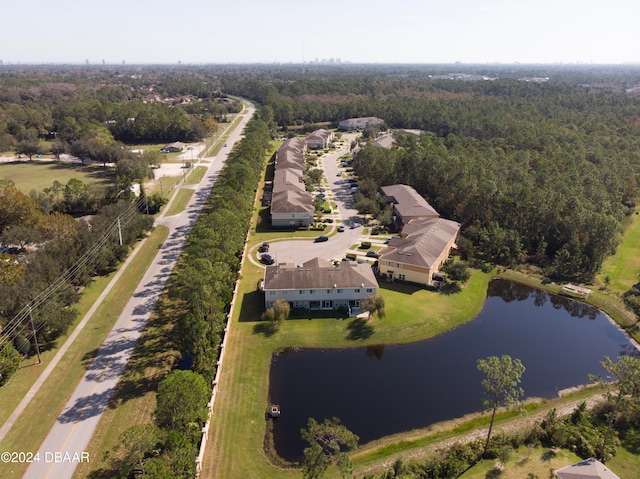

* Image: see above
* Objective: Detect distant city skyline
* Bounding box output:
[2,0,638,65]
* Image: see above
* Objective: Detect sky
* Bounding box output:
[2,0,639,65]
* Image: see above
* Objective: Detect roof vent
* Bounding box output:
[334,284,337,289]
[407,252,412,256]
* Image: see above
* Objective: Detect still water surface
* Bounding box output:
[268,280,636,461]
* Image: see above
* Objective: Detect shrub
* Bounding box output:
[359,241,371,249]
[0,345,22,387]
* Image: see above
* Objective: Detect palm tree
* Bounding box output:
[362,295,385,320]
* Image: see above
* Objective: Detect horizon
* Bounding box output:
[2,0,638,65]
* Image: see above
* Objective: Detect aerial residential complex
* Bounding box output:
[378,184,460,286]
[270,137,314,227]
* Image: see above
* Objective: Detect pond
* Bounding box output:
[268,280,637,462]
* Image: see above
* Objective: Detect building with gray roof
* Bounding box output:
[264,258,378,315]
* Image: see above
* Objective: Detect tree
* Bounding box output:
[0,184,42,234]
[155,370,211,443]
[272,299,291,323]
[110,424,163,478]
[301,417,359,479]
[0,345,22,386]
[15,130,42,161]
[477,355,525,456]
[441,260,471,284]
[361,294,385,320]
[591,355,640,461]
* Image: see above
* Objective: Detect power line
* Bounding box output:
[0,197,148,354]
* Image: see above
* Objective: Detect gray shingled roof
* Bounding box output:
[555,458,621,479]
[264,257,378,290]
[380,184,439,219]
[273,169,305,192]
[270,190,314,214]
[306,129,333,143]
[379,217,460,268]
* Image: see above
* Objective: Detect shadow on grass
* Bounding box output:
[440,282,462,295]
[105,295,180,409]
[238,290,263,322]
[541,449,558,461]
[345,318,374,341]
[621,427,640,454]
[253,321,279,337]
[379,281,425,295]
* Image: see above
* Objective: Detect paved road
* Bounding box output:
[23,105,255,479]
[266,133,368,265]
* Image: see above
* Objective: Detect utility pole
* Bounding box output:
[117,217,123,246]
[28,305,41,364]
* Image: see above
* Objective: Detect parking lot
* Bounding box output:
[255,133,390,266]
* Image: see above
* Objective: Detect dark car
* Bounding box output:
[258,241,269,253]
[337,225,345,232]
[366,251,379,258]
[260,254,274,265]
[314,235,329,243]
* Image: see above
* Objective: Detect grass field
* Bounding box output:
[459,446,582,479]
[0,226,169,479]
[164,188,195,216]
[0,161,114,193]
[598,209,640,296]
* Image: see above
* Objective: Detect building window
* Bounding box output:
[366,288,373,293]
[337,289,343,293]
[398,274,406,280]
[309,290,315,294]
[354,289,360,293]
[327,289,332,294]
[299,290,304,294]
[269,291,276,295]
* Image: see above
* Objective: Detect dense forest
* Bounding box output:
[221,66,640,281]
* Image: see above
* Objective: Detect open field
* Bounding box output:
[0,226,169,479]
[459,446,582,479]
[598,209,640,296]
[0,161,114,193]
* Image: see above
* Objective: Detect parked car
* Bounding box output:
[259,242,269,253]
[314,235,329,243]
[351,222,361,229]
[366,251,379,258]
[260,254,274,265]
[337,225,345,232]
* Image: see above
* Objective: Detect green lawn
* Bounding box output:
[164,188,194,216]
[0,226,169,479]
[598,209,640,295]
[185,165,208,184]
[459,446,583,479]
[0,161,114,193]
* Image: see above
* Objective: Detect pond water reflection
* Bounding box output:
[268,280,636,462]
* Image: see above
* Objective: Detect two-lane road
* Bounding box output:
[23,105,255,479]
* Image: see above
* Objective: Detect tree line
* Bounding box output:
[104,115,271,477]
[0,67,240,165]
